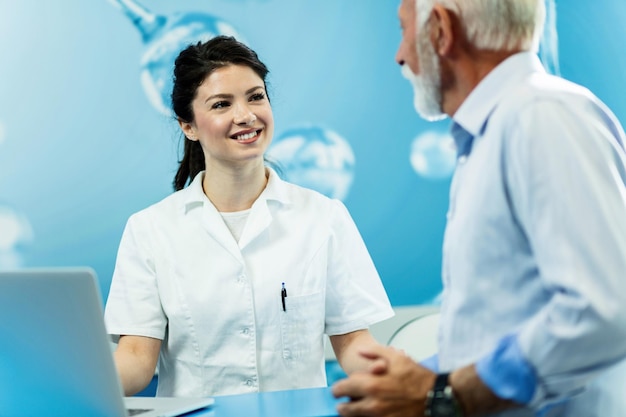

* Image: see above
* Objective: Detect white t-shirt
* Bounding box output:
[104,168,394,397]
[220,209,251,242]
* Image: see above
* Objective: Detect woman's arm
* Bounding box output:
[113,335,161,396]
[330,329,382,374]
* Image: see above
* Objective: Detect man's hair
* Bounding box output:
[417,0,545,52]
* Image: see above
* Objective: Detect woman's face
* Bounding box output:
[181,64,273,167]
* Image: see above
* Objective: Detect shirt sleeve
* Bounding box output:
[420,354,439,372]
[323,199,395,336]
[104,212,167,342]
[501,93,626,409]
[476,334,537,404]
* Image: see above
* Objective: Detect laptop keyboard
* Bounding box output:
[127,408,154,416]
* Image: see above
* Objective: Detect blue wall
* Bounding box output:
[1,0,625,307]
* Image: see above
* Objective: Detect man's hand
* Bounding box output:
[331,345,436,417]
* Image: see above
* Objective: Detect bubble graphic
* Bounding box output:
[267,126,356,201]
[110,0,242,115]
[0,205,33,269]
[410,130,456,180]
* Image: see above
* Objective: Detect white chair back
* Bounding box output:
[387,312,441,362]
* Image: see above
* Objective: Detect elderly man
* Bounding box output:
[332,0,626,416]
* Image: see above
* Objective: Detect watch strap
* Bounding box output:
[434,373,451,391]
[425,372,463,417]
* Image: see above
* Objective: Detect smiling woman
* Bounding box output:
[170,37,275,197]
[178,64,274,189]
[103,35,394,398]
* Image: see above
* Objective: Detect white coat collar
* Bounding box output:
[180,166,291,214]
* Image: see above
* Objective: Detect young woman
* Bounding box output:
[104,36,393,397]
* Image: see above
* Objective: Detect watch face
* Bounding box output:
[432,400,457,416]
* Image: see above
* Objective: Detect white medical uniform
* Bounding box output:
[104,168,394,397]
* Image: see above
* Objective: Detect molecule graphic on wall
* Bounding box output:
[0,120,33,269]
[108,0,242,116]
[0,205,33,269]
[410,131,456,180]
[267,126,356,201]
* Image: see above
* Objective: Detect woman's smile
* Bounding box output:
[232,128,262,143]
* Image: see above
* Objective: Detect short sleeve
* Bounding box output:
[104,212,167,342]
[323,200,394,335]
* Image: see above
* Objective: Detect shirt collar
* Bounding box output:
[451,52,546,152]
[181,166,292,213]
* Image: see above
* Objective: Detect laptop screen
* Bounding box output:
[0,268,128,417]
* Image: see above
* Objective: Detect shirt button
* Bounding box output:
[245,379,253,386]
[242,327,250,335]
[458,155,467,165]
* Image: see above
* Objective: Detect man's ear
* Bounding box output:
[430,4,455,57]
[178,119,198,141]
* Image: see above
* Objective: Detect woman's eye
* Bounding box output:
[212,101,230,109]
[250,93,266,102]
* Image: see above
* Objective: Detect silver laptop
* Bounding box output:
[0,267,214,417]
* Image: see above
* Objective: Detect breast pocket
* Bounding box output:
[280,291,325,361]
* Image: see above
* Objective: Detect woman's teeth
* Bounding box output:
[236,131,257,141]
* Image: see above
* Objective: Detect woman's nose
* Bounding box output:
[234,104,256,126]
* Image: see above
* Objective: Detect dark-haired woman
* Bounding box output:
[104,36,393,398]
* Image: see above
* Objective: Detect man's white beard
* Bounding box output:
[401,33,447,121]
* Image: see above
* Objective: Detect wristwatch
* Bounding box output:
[425,373,464,417]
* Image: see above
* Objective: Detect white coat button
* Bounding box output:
[242,327,250,335]
[245,379,253,386]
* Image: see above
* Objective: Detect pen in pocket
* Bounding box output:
[281,282,287,312]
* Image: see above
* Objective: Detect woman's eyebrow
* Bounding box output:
[204,86,263,104]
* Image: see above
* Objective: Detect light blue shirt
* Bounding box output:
[439,52,626,416]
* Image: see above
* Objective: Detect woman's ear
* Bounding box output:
[178,119,198,141]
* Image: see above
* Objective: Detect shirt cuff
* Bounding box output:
[420,354,439,372]
[476,333,537,404]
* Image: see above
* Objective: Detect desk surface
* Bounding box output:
[190,387,344,417]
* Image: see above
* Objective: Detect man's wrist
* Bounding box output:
[449,365,519,416]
